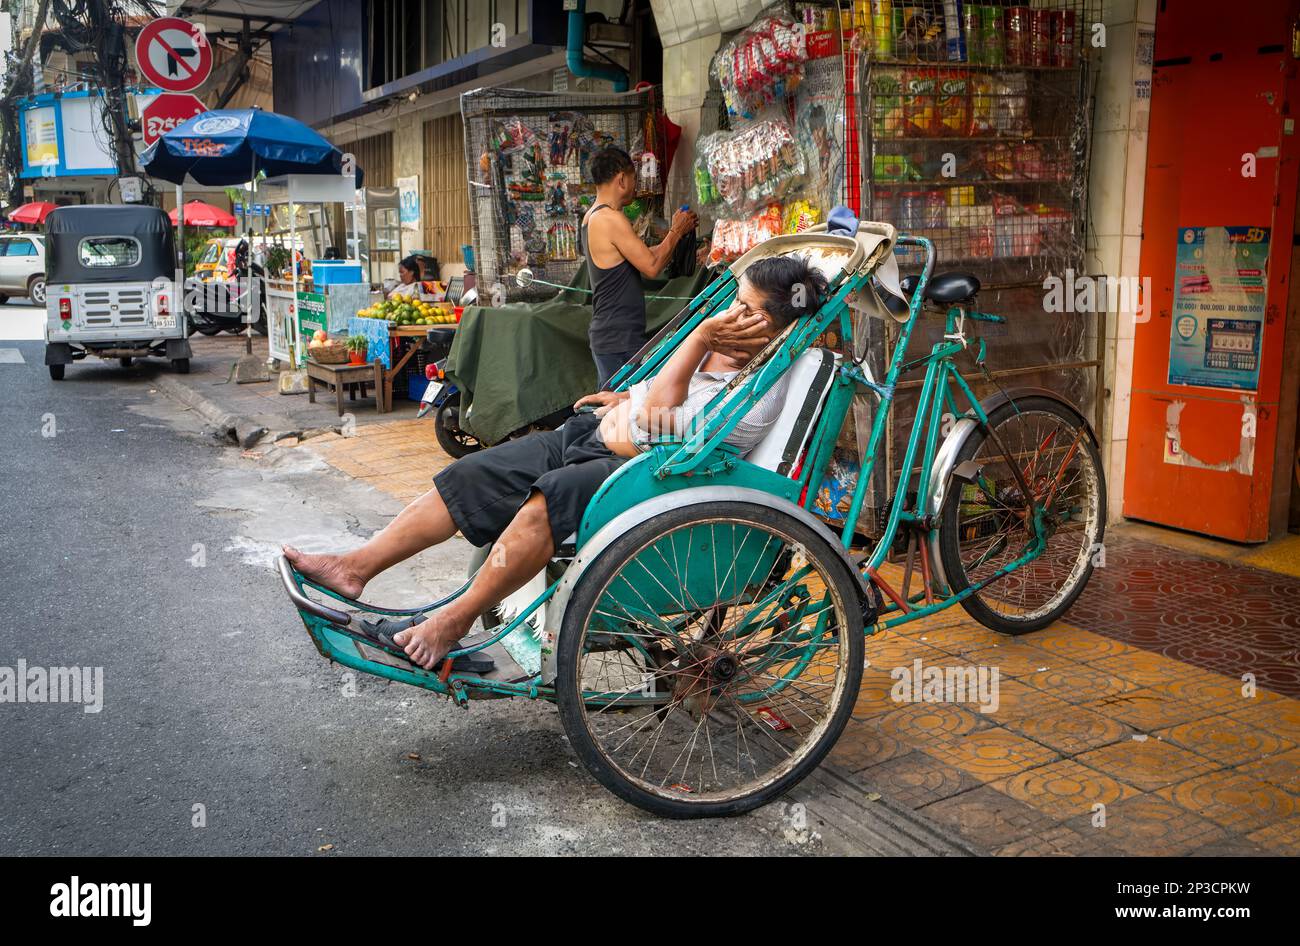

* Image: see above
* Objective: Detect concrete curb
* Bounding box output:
[151,374,249,444]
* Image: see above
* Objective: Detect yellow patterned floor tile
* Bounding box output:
[1246,816,1300,853]
[1154,716,1295,768]
[994,758,1140,819]
[1080,794,1228,856]
[1090,651,1206,688]
[977,679,1074,725]
[1007,704,1133,755]
[1238,747,1300,796]
[1159,771,1298,833]
[1080,688,1223,731]
[961,641,1063,678]
[1231,700,1300,744]
[921,728,1059,781]
[1074,738,1221,792]
[1022,662,1138,701]
[1029,626,1138,663]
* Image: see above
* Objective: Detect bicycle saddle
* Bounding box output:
[900,271,982,305]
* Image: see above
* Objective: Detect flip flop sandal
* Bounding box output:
[357,615,496,674]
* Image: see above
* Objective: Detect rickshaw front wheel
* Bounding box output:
[556,501,864,819]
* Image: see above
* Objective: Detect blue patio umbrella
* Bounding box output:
[140,107,360,186]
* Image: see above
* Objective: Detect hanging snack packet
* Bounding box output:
[993,71,1032,137]
[935,71,969,136]
[968,71,996,136]
[871,69,905,139]
[902,69,938,137]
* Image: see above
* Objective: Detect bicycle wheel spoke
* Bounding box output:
[571,512,857,805]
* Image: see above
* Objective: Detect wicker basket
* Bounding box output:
[310,340,350,365]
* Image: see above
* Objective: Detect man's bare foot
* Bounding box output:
[393,612,468,670]
[282,546,367,599]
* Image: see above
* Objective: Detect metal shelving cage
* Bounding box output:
[851,0,1104,539]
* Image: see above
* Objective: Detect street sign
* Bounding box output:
[141,93,206,147]
[134,17,213,93]
[119,176,143,203]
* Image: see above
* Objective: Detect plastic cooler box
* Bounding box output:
[313,261,364,285]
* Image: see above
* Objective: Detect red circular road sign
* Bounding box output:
[134,17,213,93]
[141,93,206,147]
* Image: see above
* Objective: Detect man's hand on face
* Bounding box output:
[697,303,772,360]
[574,390,628,416]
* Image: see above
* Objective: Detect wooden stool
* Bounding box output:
[306,358,387,416]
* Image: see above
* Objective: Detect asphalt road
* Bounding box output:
[0,335,821,855]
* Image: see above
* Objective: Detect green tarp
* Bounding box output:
[446,267,711,445]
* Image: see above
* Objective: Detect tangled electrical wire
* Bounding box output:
[0,0,163,206]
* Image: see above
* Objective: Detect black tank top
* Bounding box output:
[582,203,645,355]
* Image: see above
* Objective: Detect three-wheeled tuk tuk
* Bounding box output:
[43,205,191,380]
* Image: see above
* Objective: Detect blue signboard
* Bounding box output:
[18,91,126,179]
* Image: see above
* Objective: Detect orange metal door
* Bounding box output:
[1125,0,1300,541]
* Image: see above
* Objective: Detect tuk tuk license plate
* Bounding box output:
[154,314,176,330]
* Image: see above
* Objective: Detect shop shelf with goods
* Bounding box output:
[845,0,1105,532]
[461,86,671,304]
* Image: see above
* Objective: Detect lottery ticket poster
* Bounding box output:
[1167,225,1269,392]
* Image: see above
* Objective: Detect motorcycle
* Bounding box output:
[418,351,483,459]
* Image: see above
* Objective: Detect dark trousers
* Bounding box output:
[433,413,625,548]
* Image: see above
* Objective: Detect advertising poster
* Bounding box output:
[397,175,421,232]
[1167,225,1268,392]
[24,106,58,169]
[295,291,328,339]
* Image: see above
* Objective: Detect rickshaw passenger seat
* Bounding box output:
[554,349,839,558]
[745,347,839,476]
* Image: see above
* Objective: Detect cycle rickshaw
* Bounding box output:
[278,220,1105,818]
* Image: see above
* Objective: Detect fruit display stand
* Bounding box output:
[348,297,461,412]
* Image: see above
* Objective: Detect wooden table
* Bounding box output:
[380,323,458,413]
[306,358,387,416]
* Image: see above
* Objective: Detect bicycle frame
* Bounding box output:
[587,232,1052,634]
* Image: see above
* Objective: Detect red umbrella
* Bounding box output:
[9,201,57,225]
[169,200,237,228]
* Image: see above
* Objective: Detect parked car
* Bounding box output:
[0,232,46,305]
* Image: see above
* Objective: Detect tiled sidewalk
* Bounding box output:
[304,419,449,503]
[296,418,1300,855]
[832,603,1299,855]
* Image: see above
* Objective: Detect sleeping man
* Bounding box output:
[283,254,828,671]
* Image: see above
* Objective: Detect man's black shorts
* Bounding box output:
[434,412,626,549]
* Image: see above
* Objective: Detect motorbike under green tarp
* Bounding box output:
[445,267,712,445]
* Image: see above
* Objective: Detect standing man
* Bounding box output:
[582,148,698,389]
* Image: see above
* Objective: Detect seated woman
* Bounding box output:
[387,255,423,299]
[284,254,828,670]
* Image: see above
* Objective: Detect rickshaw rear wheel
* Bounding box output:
[937,395,1105,635]
[48,364,64,380]
[172,358,190,374]
[556,502,864,818]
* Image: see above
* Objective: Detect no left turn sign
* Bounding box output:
[134,17,213,93]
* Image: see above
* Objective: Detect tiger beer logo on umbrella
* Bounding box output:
[179,137,228,158]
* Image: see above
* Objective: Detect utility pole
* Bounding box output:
[0,0,54,207]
